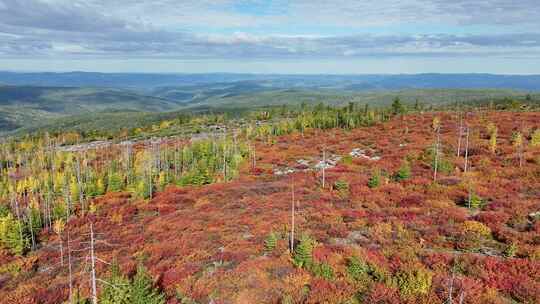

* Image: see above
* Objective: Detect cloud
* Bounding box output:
[0,0,539,62]
[0,0,129,32]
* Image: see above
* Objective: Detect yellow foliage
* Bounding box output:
[53,219,65,236]
[462,220,491,237]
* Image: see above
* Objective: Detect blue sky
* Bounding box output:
[0,0,539,74]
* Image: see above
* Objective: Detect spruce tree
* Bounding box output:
[368,169,381,188]
[0,213,30,255]
[395,161,411,181]
[264,231,278,253]
[99,261,131,304]
[107,172,123,192]
[293,235,314,268]
[130,264,166,304]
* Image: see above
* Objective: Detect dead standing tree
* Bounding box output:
[456,112,464,157]
[290,178,298,253]
[322,145,326,189]
[463,126,470,173]
[432,117,441,182]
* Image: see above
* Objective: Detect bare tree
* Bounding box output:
[322,146,326,188]
[67,230,73,304]
[458,291,465,304]
[26,208,36,250]
[290,180,295,252]
[88,223,98,304]
[434,125,441,181]
[464,127,470,173]
[447,273,455,304]
[74,154,85,215]
[250,142,256,170]
[456,114,463,157]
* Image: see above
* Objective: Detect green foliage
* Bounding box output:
[27,206,42,238]
[467,192,484,209]
[99,262,131,304]
[423,145,453,175]
[107,171,124,192]
[333,180,350,196]
[52,202,67,222]
[0,204,10,217]
[95,178,106,196]
[487,123,498,153]
[368,170,381,188]
[133,180,152,199]
[311,262,335,280]
[100,262,166,304]
[130,264,166,304]
[341,155,353,165]
[391,97,406,115]
[0,213,31,255]
[0,260,22,276]
[264,231,278,253]
[394,265,433,297]
[531,129,540,147]
[503,242,518,258]
[178,168,213,186]
[347,256,370,281]
[293,235,315,268]
[394,161,411,181]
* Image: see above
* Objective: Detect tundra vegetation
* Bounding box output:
[0,100,539,304]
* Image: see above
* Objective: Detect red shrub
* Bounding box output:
[363,283,400,304]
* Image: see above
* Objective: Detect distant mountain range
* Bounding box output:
[1,72,539,91]
[0,71,539,134]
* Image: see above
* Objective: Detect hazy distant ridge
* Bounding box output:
[0,72,539,91]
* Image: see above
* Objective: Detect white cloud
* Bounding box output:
[0,0,539,63]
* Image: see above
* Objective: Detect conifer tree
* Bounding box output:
[368,169,381,188]
[0,213,30,255]
[264,231,278,252]
[99,261,131,304]
[107,172,123,192]
[392,97,405,115]
[130,264,166,304]
[395,161,411,181]
[293,235,315,268]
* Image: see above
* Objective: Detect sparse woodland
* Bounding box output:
[0,101,539,304]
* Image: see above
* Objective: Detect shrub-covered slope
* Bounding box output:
[0,112,539,304]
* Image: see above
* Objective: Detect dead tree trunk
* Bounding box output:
[434,125,441,182]
[90,223,97,304]
[457,115,463,157]
[75,155,85,215]
[458,291,465,304]
[27,208,36,250]
[464,127,470,173]
[290,181,295,253]
[447,273,455,304]
[322,147,326,188]
[67,230,73,304]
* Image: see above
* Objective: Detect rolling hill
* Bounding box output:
[1,75,539,135]
[0,85,184,132]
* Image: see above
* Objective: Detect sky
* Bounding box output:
[0,0,539,74]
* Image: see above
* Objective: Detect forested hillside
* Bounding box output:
[1,82,537,135]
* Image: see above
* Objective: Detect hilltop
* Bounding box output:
[0,110,538,303]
